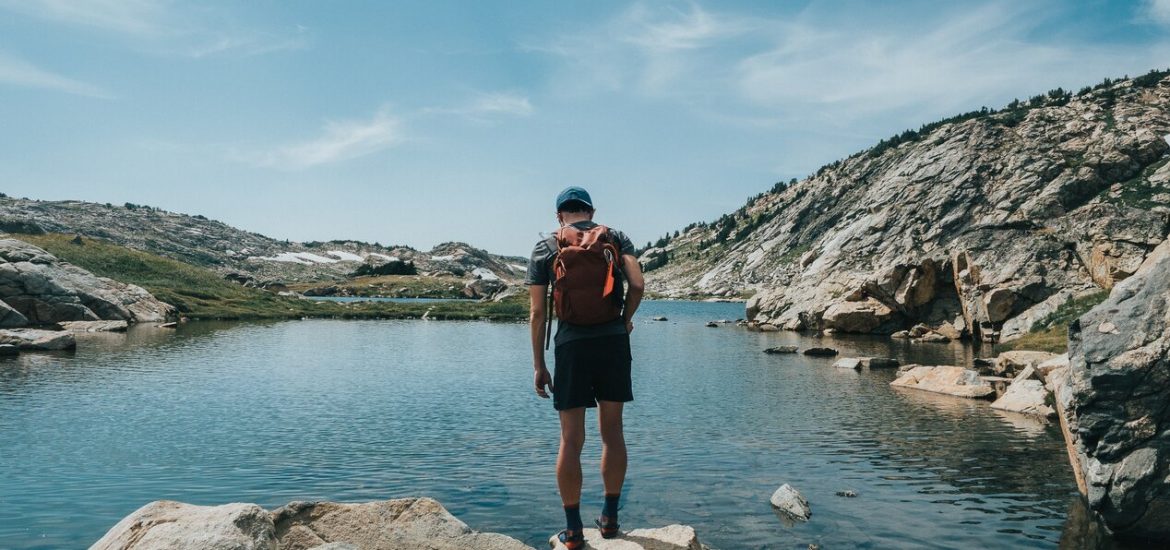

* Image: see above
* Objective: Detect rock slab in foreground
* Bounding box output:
[90,500,276,550]
[274,498,530,550]
[0,328,75,350]
[1057,237,1170,540]
[548,525,706,550]
[769,484,810,521]
[890,365,995,399]
[92,497,532,550]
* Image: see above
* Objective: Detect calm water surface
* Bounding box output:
[0,301,1101,548]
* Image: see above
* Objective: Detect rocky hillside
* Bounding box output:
[643,70,1170,343]
[0,197,526,286]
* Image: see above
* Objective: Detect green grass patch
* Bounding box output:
[1106,157,1170,209]
[995,290,1109,354]
[19,233,528,321]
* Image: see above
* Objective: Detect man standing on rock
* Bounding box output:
[527,186,644,549]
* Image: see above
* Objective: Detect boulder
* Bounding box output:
[273,498,529,550]
[651,316,668,322]
[0,328,75,350]
[862,357,900,369]
[91,500,277,550]
[548,525,706,550]
[916,331,950,343]
[821,298,897,333]
[0,299,28,327]
[990,366,1056,418]
[758,323,779,332]
[763,346,798,354]
[802,347,839,357]
[833,358,862,370]
[769,484,810,521]
[59,320,128,332]
[995,350,1059,378]
[1034,353,1070,382]
[891,330,910,339]
[0,238,174,324]
[462,278,507,300]
[890,365,996,399]
[1056,237,1170,540]
[984,287,1018,323]
[0,344,18,356]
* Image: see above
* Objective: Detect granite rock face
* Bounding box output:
[1057,237,1170,540]
[644,76,1170,342]
[0,238,174,325]
[990,366,1056,418]
[0,328,76,350]
[90,500,276,550]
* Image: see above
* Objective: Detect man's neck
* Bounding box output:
[561,214,593,225]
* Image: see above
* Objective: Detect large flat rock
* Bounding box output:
[990,366,1055,418]
[0,328,75,350]
[548,525,706,550]
[890,365,996,399]
[272,498,530,550]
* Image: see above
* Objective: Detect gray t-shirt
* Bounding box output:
[526,221,636,346]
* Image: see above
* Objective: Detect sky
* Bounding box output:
[1,1,1169,256]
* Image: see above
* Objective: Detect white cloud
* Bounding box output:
[0,51,112,98]
[0,0,309,58]
[244,109,403,170]
[1148,0,1170,25]
[422,92,534,119]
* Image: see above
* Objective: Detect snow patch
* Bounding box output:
[366,253,401,262]
[472,267,500,281]
[252,252,341,265]
[431,255,455,261]
[510,263,527,272]
[326,250,364,262]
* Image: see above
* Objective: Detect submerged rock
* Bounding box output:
[548,525,707,550]
[1057,237,1170,540]
[770,484,811,521]
[862,357,900,369]
[802,347,838,357]
[890,365,996,399]
[764,346,798,354]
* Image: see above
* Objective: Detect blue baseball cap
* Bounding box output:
[555,186,594,211]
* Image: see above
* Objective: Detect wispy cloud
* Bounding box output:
[1147,0,1170,25]
[243,108,402,170]
[423,91,534,119]
[0,51,112,98]
[0,0,309,58]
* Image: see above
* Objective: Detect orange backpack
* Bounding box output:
[545,225,623,343]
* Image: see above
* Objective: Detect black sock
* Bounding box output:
[564,504,583,532]
[603,493,620,519]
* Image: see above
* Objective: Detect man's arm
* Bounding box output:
[621,254,645,332]
[529,284,552,398]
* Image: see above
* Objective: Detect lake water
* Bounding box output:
[0,301,1111,548]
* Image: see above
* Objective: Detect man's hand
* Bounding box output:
[625,319,634,334]
[534,365,553,398]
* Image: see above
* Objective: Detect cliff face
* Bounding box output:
[644,75,1170,342]
[0,198,525,285]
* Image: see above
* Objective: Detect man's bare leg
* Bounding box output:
[557,407,587,506]
[598,400,627,508]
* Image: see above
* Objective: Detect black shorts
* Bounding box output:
[553,333,633,411]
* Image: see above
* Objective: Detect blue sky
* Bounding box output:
[1,0,1168,256]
